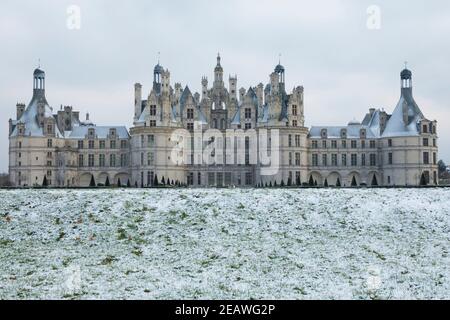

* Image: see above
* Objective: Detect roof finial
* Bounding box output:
[157,51,160,64]
[38,58,41,69]
[279,53,282,65]
[404,61,408,69]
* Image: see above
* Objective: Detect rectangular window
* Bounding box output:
[433,139,436,147]
[99,140,105,149]
[187,172,194,186]
[47,139,53,148]
[245,108,252,119]
[361,154,366,166]
[245,172,253,185]
[388,152,393,165]
[331,154,338,166]
[370,140,376,149]
[292,120,298,127]
[288,135,292,147]
[331,140,337,149]
[147,171,154,186]
[150,120,157,127]
[312,154,318,166]
[423,152,429,165]
[121,154,127,167]
[433,152,437,165]
[245,123,252,130]
[342,140,347,148]
[148,135,155,147]
[292,105,298,116]
[187,109,194,120]
[89,140,95,149]
[312,141,318,149]
[47,170,52,177]
[289,152,293,166]
[110,154,116,167]
[110,140,116,149]
[423,138,429,147]
[351,140,357,149]
[187,123,194,131]
[147,152,154,166]
[322,154,327,166]
[78,140,84,149]
[422,124,428,133]
[295,153,301,166]
[370,154,376,166]
[198,172,202,185]
[120,140,127,149]
[78,154,84,167]
[295,135,301,147]
[99,154,105,167]
[322,140,327,149]
[388,139,393,147]
[361,140,366,149]
[150,105,157,116]
[351,154,357,166]
[88,154,94,167]
[342,154,347,166]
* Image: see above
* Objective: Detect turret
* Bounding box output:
[33,68,46,99]
[214,53,224,88]
[239,87,246,102]
[153,63,164,94]
[16,103,25,120]
[229,75,237,101]
[270,72,279,95]
[161,69,170,94]
[134,83,142,120]
[256,83,264,106]
[201,77,208,100]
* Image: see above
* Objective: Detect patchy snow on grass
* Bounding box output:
[0,188,449,300]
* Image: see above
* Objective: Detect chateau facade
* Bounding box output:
[8,56,439,187]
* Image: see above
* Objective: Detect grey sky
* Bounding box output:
[1,0,449,172]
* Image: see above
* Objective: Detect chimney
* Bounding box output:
[16,103,25,120]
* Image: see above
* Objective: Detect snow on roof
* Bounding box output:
[382,88,424,138]
[67,125,129,139]
[309,124,376,139]
[10,95,63,138]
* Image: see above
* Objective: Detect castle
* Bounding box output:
[8,55,439,187]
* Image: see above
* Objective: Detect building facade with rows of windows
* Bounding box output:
[8,57,438,187]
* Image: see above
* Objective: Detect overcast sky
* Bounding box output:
[1,0,449,172]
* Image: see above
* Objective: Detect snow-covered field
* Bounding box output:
[0,188,449,300]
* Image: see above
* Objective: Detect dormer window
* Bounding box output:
[360,129,366,139]
[47,124,53,134]
[110,129,116,137]
[292,105,298,116]
[88,128,95,138]
[321,129,327,139]
[422,124,428,133]
[150,105,157,116]
[341,129,347,139]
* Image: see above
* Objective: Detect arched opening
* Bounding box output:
[327,172,342,187]
[79,173,93,187]
[348,172,361,187]
[308,172,323,186]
